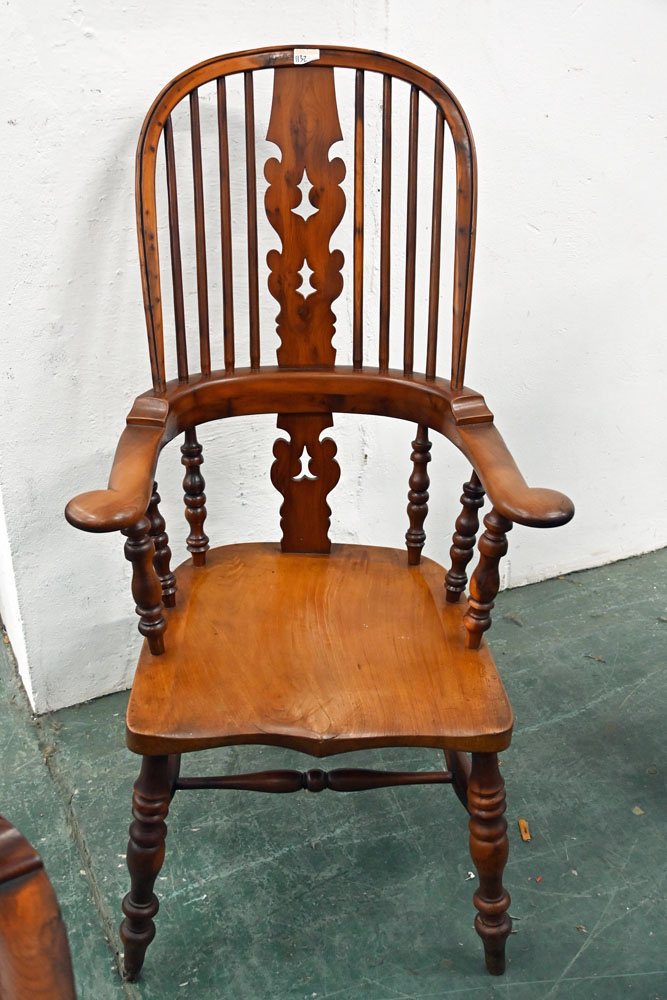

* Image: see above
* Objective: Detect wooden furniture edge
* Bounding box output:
[64,369,572,532]
[457,422,574,528]
[0,816,77,999]
[65,422,164,533]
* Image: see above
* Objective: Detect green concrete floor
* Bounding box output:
[1,548,666,999]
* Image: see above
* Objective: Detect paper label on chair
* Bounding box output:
[294,48,320,65]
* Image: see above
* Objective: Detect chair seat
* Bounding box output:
[126,543,513,757]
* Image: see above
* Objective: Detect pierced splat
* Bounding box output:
[297,259,316,297]
[293,445,317,481]
[265,65,345,548]
[292,169,319,223]
[264,65,346,367]
[271,413,340,553]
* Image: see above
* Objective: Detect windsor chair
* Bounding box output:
[66,45,574,982]
[0,816,76,999]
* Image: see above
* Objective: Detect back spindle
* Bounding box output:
[403,85,419,376]
[189,89,211,376]
[405,425,431,565]
[426,107,445,379]
[163,116,188,382]
[217,77,235,372]
[353,68,364,370]
[379,74,392,371]
[245,71,260,369]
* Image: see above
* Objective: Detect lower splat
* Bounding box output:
[271,413,340,553]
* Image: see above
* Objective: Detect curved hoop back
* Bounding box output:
[136,45,477,393]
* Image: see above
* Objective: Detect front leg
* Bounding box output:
[120,755,173,980]
[468,752,511,974]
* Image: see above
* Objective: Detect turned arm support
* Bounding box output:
[65,422,168,655]
[65,424,164,533]
[456,422,574,529]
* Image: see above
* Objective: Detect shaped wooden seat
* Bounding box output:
[66,44,573,985]
[127,543,513,756]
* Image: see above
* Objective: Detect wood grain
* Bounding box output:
[65,369,573,534]
[264,65,345,368]
[0,816,76,999]
[445,472,485,602]
[163,115,187,381]
[270,413,340,553]
[216,77,235,372]
[405,424,431,564]
[468,752,511,974]
[189,89,210,377]
[126,543,513,756]
[135,45,479,393]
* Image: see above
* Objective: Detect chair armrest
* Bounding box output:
[456,422,574,528]
[65,424,164,533]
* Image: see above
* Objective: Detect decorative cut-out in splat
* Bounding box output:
[271,414,340,553]
[265,66,345,552]
[292,169,319,222]
[264,65,345,367]
[297,259,316,297]
[293,445,317,481]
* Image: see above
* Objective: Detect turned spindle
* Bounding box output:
[468,752,511,975]
[122,517,166,656]
[120,755,173,980]
[445,472,485,602]
[180,428,209,566]
[464,508,512,649]
[405,424,431,565]
[147,482,176,608]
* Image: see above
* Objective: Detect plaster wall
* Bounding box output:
[1,0,665,711]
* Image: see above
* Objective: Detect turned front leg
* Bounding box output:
[468,752,511,975]
[122,517,166,655]
[464,508,512,649]
[120,755,174,981]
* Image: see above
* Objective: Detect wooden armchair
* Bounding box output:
[66,46,573,982]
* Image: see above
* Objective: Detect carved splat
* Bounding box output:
[265,66,345,549]
[271,413,340,553]
[264,65,345,367]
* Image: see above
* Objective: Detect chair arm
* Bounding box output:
[65,424,164,533]
[456,422,574,528]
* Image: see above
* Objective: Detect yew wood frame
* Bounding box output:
[65,44,574,983]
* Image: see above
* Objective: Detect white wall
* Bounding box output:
[1,0,665,713]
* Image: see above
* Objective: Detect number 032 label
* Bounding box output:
[293,49,320,65]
